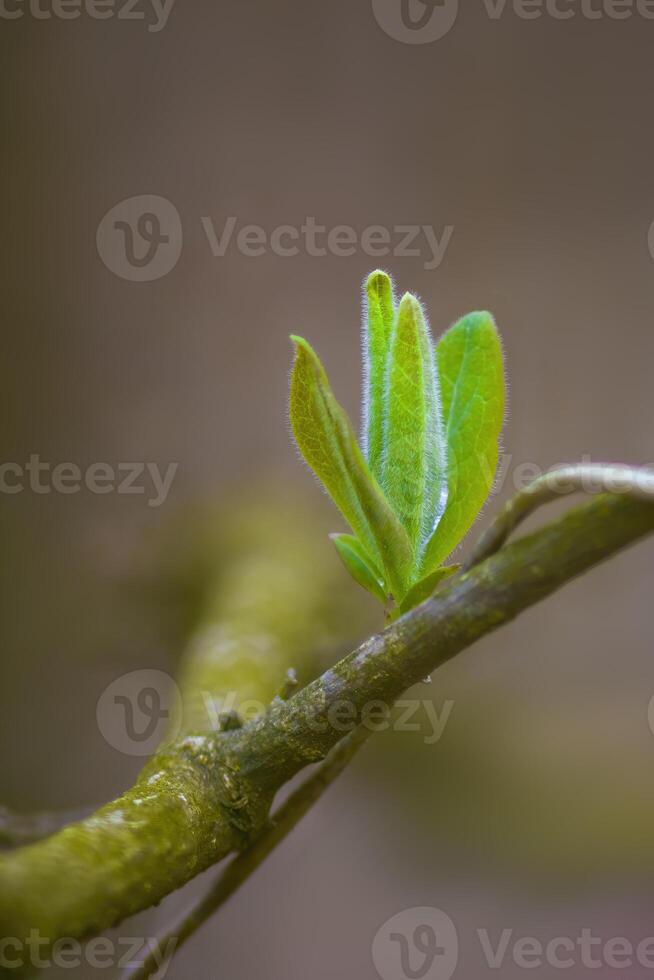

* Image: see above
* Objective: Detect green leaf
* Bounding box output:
[381,293,448,561]
[289,336,412,598]
[421,312,505,574]
[398,565,460,614]
[331,533,388,603]
[362,270,395,481]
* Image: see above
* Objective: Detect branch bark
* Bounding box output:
[127,725,372,980]
[0,502,361,952]
[466,463,654,568]
[232,492,654,790]
[1,488,653,957]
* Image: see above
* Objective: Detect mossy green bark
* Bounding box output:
[0,499,365,954]
[235,494,654,784]
[1,492,652,954]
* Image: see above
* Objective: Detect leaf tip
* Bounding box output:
[398,291,423,317]
[396,293,432,345]
[472,310,495,324]
[365,268,393,298]
[289,334,321,371]
[459,310,499,336]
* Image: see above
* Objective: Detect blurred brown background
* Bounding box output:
[2,0,654,976]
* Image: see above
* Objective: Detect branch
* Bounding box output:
[126,725,372,980]
[230,491,654,792]
[125,469,654,977]
[0,502,359,951]
[466,463,654,568]
[1,484,653,955]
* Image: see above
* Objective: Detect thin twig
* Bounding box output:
[124,725,372,980]
[465,464,654,570]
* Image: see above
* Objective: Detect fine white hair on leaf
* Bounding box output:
[360,269,396,464]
